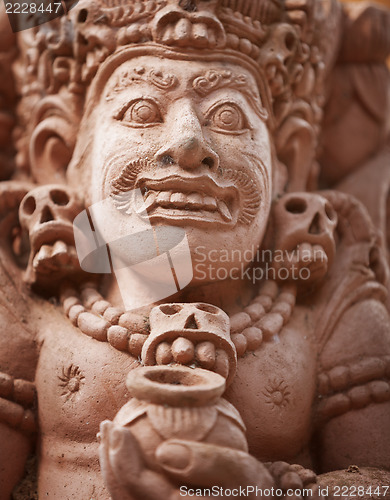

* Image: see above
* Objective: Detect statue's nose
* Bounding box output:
[155,106,219,171]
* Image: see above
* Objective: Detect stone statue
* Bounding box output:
[0,0,389,498]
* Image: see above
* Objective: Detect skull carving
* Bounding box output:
[19,185,83,285]
[263,24,299,96]
[272,192,338,282]
[142,303,237,385]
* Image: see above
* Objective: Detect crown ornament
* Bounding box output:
[10,0,342,182]
[16,0,338,102]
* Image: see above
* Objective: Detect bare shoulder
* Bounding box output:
[0,182,38,499]
[0,181,38,380]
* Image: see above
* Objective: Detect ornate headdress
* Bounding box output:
[8,0,343,187]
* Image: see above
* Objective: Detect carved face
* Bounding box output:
[273,192,337,260]
[19,184,81,254]
[85,55,273,284]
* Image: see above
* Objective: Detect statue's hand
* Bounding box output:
[99,421,274,500]
[99,420,180,500]
[155,439,275,497]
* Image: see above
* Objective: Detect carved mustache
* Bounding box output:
[109,157,263,225]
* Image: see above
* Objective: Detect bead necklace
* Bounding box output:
[60,280,297,359]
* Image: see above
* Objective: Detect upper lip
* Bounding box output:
[30,221,75,253]
[135,175,238,223]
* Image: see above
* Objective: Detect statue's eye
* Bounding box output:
[116,99,162,127]
[206,102,247,133]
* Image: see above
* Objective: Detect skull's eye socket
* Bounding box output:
[325,203,337,222]
[50,189,69,206]
[196,303,218,314]
[160,304,182,315]
[22,196,36,215]
[116,98,163,127]
[285,197,307,214]
[206,102,247,134]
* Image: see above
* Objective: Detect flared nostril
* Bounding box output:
[202,157,215,169]
[40,206,54,224]
[309,212,322,235]
[179,0,197,12]
[156,136,219,171]
[161,155,175,166]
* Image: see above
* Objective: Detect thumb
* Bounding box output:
[156,440,274,490]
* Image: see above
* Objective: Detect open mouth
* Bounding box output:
[31,221,75,255]
[135,175,238,225]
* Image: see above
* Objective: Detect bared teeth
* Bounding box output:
[170,192,187,207]
[175,18,192,42]
[135,190,157,214]
[144,189,155,199]
[157,191,171,207]
[52,240,67,255]
[187,192,203,208]
[217,200,232,222]
[143,191,157,211]
[162,25,175,44]
[203,195,217,211]
[140,188,233,222]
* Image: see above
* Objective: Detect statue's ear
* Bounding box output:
[275,116,316,192]
[30,98,76,184]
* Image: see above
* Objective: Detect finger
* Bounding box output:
[107,425,145,486]
[99,421,133,500]
[156,440,274,490]
[107,424,175,500]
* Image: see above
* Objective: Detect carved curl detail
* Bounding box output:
[192,70,248,96]
[10,0,343,180]
[192,70,268,121]
[112,67,179,95]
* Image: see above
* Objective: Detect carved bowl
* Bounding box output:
[113,365,248,472]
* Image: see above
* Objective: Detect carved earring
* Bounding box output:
[270,192,337,285]
[19,184,84,289]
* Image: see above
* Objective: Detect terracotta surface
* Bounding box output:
[0,1,389,499]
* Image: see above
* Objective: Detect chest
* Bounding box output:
[35,306,317,459]
[226,306,318,462]
[36,316,138,443]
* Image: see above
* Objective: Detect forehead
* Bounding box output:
[104,55,260,97]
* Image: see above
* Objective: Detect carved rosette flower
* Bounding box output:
[58,364,85,402]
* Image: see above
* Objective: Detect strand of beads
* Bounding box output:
[60,282,149,358]
[61,279,297,359]
[229,280,297,357]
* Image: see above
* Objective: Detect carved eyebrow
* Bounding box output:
[192,70,249,96]
[108,67,179,97]
[192,70,268,121]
